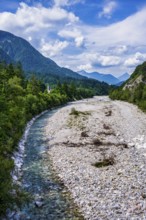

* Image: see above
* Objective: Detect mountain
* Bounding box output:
[0,30,111,95]
[78,70,120,85]
[0,30,84,81]
[0,48,12,63]
[109,61,146,111]
[118,73,130,82]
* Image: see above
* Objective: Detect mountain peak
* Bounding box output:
[118,73,130,82]
[78,70,121,85]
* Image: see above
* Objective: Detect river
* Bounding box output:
[15,109,83,220]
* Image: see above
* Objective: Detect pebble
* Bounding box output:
[35,201,44,208]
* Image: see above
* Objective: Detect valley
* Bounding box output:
[1,1,146,219]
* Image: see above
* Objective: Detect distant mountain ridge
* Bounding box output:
[118,73,130,82]
[0,30,85,81]
[78,70,130,85]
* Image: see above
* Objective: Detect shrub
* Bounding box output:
[92,138,103,146]
[70,107,80,116]
[93,155,115,168]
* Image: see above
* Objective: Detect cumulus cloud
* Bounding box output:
[124,52,146,67]
[77,63,92,71]
[113,45,128,55]
[96,55,121,66]
[1,1,146,76]
[58,28,85,47]
[82,53,121,67]
[40,39,69,57]
[75,36,84,47]
[98,0,117,19]
[0,2,79,35]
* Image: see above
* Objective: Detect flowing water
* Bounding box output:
[18,109,83,220]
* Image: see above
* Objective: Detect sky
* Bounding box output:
[0,0,146,76]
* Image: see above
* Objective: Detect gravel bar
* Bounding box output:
[45,96,146,220]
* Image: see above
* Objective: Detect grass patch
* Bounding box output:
[62,141,85,147]
[68,107,91,130]
[103,124,110,130]
[70,107,91,117]
[81,131,89,137]
[93,157,115,168]
[92,138,103,146]
[93,155,115,168]
[105,110,112,116]
[97,131,116,136]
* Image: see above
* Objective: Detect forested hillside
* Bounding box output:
[0,30,111,91]
[109,61,146,111]
[0,62,97,216]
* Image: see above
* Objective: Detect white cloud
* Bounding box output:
[75,36,84,47]
[82,53,121,67]
[98,0,117,19]
[85,7,146,49]
[124,52,146,67]
[1,2,146,76]
[77,63,93,72]
[28,36,32,42]
[58,28,84,47]
[77,63,92,71]
[0,2,79,35]
[114,45,128,55]
[96,55,121,66]
[54,0,84,7]
[40,39,69,57]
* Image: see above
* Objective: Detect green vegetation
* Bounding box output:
[109,61,146,112]
[68,108,91,130]
[0,30,110,95]
[93,156,115,168]
[70,107,91,117]
[0,62,97,216]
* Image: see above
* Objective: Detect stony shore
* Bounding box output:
[45,96,146,220]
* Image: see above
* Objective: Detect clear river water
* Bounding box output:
[18,109,83,220]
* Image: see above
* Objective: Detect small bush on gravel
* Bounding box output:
[81,131,89,137]
[105,110,112,116]
[93,155,115,168]
[70,107,80,116]
[103,124,110,130]
[93,138,103,146]
[97,131,115,136]
[70,107,91,117]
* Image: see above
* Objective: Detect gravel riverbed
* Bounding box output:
[45,96,146,220]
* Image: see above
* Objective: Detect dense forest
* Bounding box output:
[109,61,146,111]
[0,62,102,216]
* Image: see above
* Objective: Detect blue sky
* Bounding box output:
[0,0,146,76]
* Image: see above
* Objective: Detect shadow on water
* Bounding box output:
[19,110,83,220]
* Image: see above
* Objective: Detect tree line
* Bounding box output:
[0,62,95,216]
[109,83,146,111]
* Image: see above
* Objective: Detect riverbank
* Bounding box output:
[45,96,146,219]
[12,110,48,184]
[7,110,84,220]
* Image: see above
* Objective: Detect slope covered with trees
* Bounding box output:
[109,61,146,111]
[0,62,99,216]
[0,30,87,81]
[0,30,111,92]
